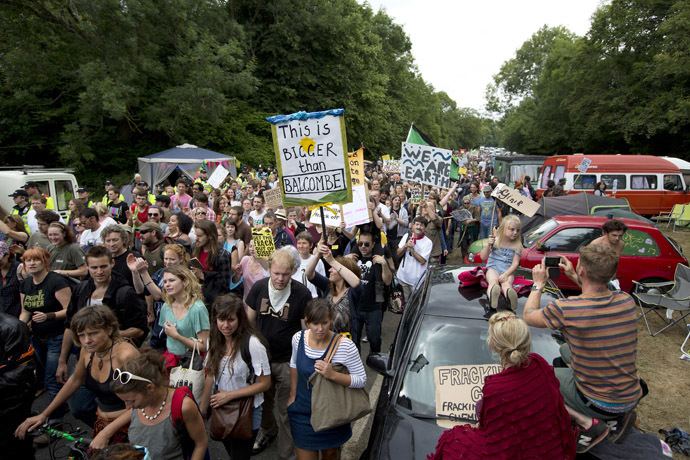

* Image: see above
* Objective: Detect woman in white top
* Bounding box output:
[201,294,271,460]
[287,299,367,459]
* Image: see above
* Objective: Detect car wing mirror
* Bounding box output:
[367,353,394,378]
[536,241,549,252]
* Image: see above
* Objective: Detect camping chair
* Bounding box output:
[665,204,688,231]
[632,264,690,336]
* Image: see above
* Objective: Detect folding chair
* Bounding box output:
[633,264,690,336]
[664,204,686,231]
[674,205,690,231]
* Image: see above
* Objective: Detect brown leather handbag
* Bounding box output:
[209,393,254,441]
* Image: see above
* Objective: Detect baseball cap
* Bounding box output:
[104,180,115,186]
[137,181,148,187]
[138,222,162,233]
[482,185,492,193]
[77,187,88,193]
[23,181,40,188]
[8,189,29,198]
[199,168,207,173]
[155,195,171,205]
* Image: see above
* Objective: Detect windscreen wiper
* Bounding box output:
[408,353,429,373]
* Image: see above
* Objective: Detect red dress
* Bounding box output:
[427,353,576,460]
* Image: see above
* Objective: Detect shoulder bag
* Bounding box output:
[308,334,371,432]
[169,340,205,404]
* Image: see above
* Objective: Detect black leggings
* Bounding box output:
[221,428,259,460]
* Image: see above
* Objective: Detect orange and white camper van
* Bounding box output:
[536,154,690,215]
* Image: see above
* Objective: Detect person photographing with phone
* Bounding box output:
[479,215,523,310]
[396,216,432,305]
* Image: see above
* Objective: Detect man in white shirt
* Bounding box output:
[249,195,267,226]
[78,208,104,249]
[292,232,325,298]
[397,216,433,303]
[370,189,390,232]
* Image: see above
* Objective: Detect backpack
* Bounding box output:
[170,386,211,460]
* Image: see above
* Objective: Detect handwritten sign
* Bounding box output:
[451,209,473,222]
[348,148,365,186]
[207,165,229,189]
[491,183,540,217]
[577,157,592,174]
[342,184,372,227]
[310,206,343,227]
[263,187,283,209]
[434,364,501,424]
[252,227,275,258]
[401,142,452,189]
[267,109,352,206]
[410,189,422,206]
[382,159,401,174]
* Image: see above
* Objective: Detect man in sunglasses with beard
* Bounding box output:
[347,228,392,354]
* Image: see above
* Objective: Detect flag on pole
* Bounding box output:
[406,123,436,147]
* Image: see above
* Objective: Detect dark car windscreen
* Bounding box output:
[396,315,562,421]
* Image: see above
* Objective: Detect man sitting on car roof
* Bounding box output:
[522,244,641,454]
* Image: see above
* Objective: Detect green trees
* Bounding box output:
[491,0,690,159]
[0,0,492,185]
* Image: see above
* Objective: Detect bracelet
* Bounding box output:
[46,312,56,321]
[145,281,152,286]
[337,266,342,273]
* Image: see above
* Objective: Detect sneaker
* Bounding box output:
[607,410,636,443]
[506,288,518,310]
[252,431,277,455]
[489,285,501,309]
[33,432,50,445]
[576,418,610,453]
[362,335,369,343]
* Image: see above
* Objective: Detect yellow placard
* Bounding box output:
[348,148,365,186]
[252,227,276,258]
[381,154,390,160]
[458,167,467,175]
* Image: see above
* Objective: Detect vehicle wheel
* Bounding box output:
[630,277,668,295]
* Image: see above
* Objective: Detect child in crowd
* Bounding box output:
[479,215,523,310]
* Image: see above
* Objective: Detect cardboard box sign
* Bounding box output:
[491,184,540,217]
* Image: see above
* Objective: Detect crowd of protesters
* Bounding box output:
[0,156,642,459]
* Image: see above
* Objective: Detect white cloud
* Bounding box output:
[361,0,604,112]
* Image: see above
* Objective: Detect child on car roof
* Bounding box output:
[479,215,523,310]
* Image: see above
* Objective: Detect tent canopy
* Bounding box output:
[520,193,632,232]
[137,144,237,187]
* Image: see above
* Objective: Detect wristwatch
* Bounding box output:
[531,285,545,292]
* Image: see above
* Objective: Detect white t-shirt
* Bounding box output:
[397,234,433,287]
[80,224,106,248]
[26,209,65,234]
[206,335,271,409]
[376,202,391,232]
[292,255,325,298]
[249,209,267,226]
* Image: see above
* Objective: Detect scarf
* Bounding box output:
[268,278,291,315]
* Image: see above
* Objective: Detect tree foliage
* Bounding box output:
[492,0,690,159]
[0,0,493,186]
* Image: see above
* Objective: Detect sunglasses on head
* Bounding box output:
[113,368,153,385]
[357,241,371,248]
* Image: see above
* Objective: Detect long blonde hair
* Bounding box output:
[161,264,202,308]
[494,214,523,251]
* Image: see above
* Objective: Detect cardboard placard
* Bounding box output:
[451,209,473,222]
[491,183,540,217]
[310,205,343,227]
[382,159,401,174]
[269,109,352,206]
[207,165,229,189]
[348,148,365,186]
[263,187,283,209]
[342,184,372,227]
[252,227,275,258]
[577,157,592,174]
[434,364,501,424]
[401,142,452,189]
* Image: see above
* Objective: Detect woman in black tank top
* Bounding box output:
[15,306,139,446]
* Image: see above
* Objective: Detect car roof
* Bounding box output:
[550,215,656,230]
[422,264,561,320]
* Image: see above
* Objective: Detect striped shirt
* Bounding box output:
[541,291,642,405]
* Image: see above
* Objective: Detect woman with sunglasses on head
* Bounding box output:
[168,212,193,244]
[99,350,209,459]
[47,222,88,279]
[158,265,210,367]
[15,306,139,446]
[191,220,232,305]
[426,312,575,459]
[201,294,271,459]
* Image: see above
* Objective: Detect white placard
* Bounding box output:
[612,179,618,195]
[491,183,540,217]
[207,165,229,189]
[342,184,371,227]
[310,206,343,226]
[577,157,592,173]
[401,142,452,189]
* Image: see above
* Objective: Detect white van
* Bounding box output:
[0,166,79,220]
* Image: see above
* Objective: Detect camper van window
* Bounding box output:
[601,175,626,190]
[663,175,683,191]
[545,227,603,252]
[573,175,596,189]
[631,175,657,190]
[553,165,566,184]
[540,166,552,188]
[55,180,75,211]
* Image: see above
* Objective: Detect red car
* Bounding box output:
[465,216,687,293]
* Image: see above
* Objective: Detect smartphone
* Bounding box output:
[189,258,204,271]
[545,256,560,279]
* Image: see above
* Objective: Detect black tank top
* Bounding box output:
[85,351,126,412]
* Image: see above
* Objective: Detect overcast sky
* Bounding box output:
[361,0,605,113]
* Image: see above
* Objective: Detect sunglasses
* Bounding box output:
[357,241,371,248]
[195,211,207,215]
[139,229,152,235]
[147,213,160,217]
[113,368,153,385]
